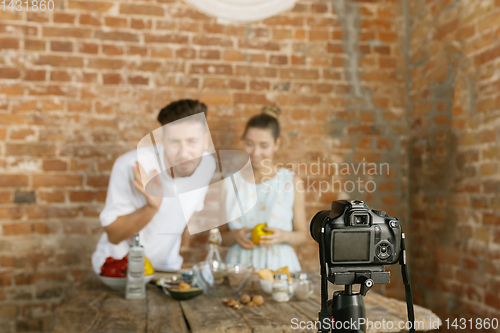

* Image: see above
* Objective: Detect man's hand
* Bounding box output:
[131,161,163,211]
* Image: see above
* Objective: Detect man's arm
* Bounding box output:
[104,161,163,244]
[104,205,158,244]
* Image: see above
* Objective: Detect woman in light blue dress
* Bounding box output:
[219,106,308,273]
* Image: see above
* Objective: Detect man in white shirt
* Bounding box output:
[91,99,216,273]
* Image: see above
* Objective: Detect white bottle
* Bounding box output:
[125,233,146,300]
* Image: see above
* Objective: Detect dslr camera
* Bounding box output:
[310,200,414,333]
[310,199,401,268]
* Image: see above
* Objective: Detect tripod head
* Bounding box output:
[328,265,390,296]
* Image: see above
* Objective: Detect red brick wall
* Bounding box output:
[407,0,500,328]
[0,0,406,331]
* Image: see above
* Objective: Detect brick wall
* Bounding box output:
[407,0,500,328]
[0,0,406,331]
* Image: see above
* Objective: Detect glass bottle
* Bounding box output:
[272,273,290,302]
[204,228,224,285]
[205,228,222,263]
[293,272,314,301]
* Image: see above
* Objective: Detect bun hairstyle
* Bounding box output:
[261,105,281,119]
[242,105,281,141]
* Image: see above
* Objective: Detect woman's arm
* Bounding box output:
[218,182,256,249]
[260,175,309,247]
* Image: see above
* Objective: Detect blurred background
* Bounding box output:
[0,0,499,332]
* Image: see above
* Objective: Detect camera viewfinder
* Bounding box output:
[350,213,369,226]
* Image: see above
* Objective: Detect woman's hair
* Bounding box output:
[242,105,281,141]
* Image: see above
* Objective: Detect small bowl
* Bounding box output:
[98,274,154,291]
[259,279,273,294]
[163,286,203,301]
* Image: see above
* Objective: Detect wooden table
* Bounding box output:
[53,271,441,333]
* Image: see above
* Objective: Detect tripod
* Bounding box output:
[319,267,391,333]
[313,201,415,333]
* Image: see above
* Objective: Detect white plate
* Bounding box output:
[98,274,154,291]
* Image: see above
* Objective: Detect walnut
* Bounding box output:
[233,304,243,310]
[240,294,251,304]
[252,295,264,306]
[247,301,255,306]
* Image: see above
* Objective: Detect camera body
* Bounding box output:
[310,200,401,266]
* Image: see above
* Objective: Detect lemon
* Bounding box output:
[251,223,273,245]
[257,268,274,281]
[145,257,154,276]
[274,266,290,278]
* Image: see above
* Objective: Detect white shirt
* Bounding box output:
[91,145,216,273]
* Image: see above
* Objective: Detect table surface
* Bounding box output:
[53,270,441,333]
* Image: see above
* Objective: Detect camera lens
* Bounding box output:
[354,215,367,225]
[309,210,331,243]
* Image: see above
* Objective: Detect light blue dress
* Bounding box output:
[225,167,302,273]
